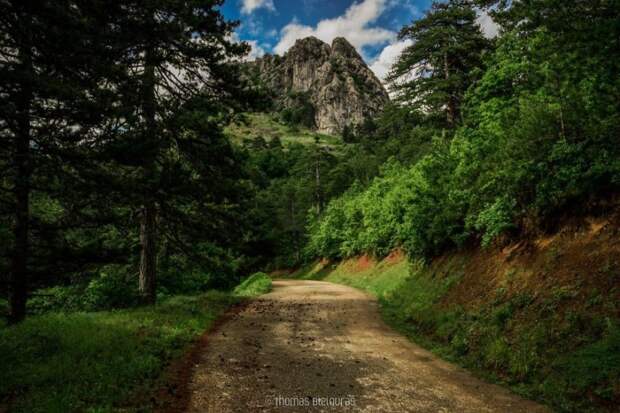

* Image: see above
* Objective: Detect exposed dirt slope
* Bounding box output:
[287,213,620,412]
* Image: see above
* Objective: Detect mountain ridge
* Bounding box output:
[250,36,389,134]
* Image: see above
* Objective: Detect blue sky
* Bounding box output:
[220,0,435,80]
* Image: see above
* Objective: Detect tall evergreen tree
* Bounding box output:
[0,0,119,322]
[107,0,248,303]
[387,0,490,128]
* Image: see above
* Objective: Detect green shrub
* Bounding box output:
[484,337,510,370]
[549,320,620,402]
[234,272,272,297]
[280,91,316,129]
[24,266,140,314]
[81,266,140,311]
[27,286,86,314]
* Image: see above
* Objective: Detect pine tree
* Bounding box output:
[107,0,248,303]
[387,0,490,128]
[0,0,122,322]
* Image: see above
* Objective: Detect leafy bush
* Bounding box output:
[27,286,86,314]
[81,266,141,310]
[549,320,620,403]
[23,266,140,314]
[306,139,462,259]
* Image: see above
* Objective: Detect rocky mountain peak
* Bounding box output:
[250,36,389,134]
[331,37,361,59]
[289,36,331,57]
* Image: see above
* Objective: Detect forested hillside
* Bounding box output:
[307,0,620,261]
[297,1,620,410]
[0,0,259,323]
[1,0,619,411]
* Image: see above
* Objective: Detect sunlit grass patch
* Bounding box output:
[234,272,272,297]
[0,291,235,413]
[224,112,341,147]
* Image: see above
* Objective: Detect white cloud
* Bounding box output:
[274,0,396,58]
[241,0,275,15]
[369,39,412,81]
[246,40,267,60]
[227,33,266,61]
[476,10,499,38]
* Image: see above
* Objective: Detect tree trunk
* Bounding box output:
[139,202,157,303]
[9,12,33,324]
[443,51,456,127]
[138,46,158,304]
[315,154,321,213]
[290,198,301,262]
[9,91,32,324]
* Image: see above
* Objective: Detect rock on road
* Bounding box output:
[187,280,548,412]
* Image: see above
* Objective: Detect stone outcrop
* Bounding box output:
[251,37,389,134]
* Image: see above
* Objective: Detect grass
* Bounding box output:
[224,112,341,147]
[233,272,272,297]
[293,255,620,412]
[0,274,273,413]
[324,259,411,298]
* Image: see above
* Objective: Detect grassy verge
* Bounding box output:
[234,272,272,297]
[224,112,341,147]
[0,292,234,413]
[379,271,620,413]
[0,274,273,413]
[294,255,620,412]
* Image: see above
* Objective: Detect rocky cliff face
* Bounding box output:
[251,37,389,134]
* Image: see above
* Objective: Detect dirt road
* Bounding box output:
[186,280,548,412]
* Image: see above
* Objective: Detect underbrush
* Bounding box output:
[22,264,240,315]
[384,282,619,411]
[381,270,620,413]
[0,270,271,413]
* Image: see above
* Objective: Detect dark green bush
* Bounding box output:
[81,267,141,310]
[279,91,316,129]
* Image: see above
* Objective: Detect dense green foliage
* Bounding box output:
[0,0,257,321]
[388,0,490,127]
[0,291,236,412]
[1,0,619,409]
[307,0,620,260]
